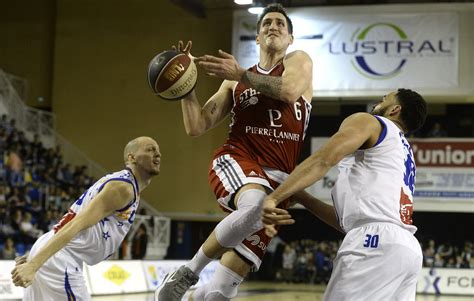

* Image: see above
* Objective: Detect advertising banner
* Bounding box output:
[85,260,148,294]
[417,268,474,295]
[0,261,24,300]
[410,139,474,201]
[233,10,458,92]
[143,260,218,291]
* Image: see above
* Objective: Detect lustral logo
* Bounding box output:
[329,22,454,79]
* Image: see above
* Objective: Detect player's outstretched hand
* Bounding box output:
[262,197,295,237]
[11,262,36,288]
[195,49,246,81]
[172,40,195,60]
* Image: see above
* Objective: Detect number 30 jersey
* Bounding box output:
[331,116,418,234]
[227,62,312,174]
[53,168,139,265]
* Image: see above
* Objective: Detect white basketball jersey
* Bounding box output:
[53,168,139,265]
[331,116,417,234]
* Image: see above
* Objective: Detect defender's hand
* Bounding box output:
[262,197,295,237]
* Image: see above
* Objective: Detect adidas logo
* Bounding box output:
[249,170,258,176]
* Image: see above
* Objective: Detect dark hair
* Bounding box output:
[256,3,293,34]
[395,88,427,132]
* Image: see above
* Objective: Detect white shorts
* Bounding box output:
[23,231,91,301]
[323,223,422,301]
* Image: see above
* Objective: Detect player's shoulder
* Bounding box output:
[343,112,381,130]
[101,177,135,198]
[285,50,312,62]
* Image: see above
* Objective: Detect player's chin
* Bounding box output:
[149,167,160,176]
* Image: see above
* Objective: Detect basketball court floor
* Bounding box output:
[90,282,472,301]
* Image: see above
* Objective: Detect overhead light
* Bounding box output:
[234,0,253,5]
[248,6,264,14]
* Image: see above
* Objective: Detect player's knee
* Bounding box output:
[233,189,266,226]
[215,189,266,248]
[235,188,266,210]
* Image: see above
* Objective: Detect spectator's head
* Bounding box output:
[23,212,32,222]
[5,237,14,248]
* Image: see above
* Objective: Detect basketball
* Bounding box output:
[147,50,198,100]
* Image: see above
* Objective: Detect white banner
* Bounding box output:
[233,10,459,92]
[417,268,474,295]
[0,261,24,300]
[85,260,148,294]
[143,260,218,290]
[308,138,474,210]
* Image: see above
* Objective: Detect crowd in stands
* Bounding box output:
[265,238,473,284]
[258,237,473,284]
[0,114,95,258]
[257,238,341,284]
[422,239,472,269]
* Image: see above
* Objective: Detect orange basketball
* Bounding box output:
[147,50,198,100]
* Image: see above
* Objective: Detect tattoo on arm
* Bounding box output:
[210,102,217,115]
[242,71,282,99]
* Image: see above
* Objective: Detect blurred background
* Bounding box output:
[0,0,473,299]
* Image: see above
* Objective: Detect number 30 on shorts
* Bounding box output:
[363,234,379,248]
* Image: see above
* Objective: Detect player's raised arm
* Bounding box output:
[181,81,234,137]
[11,181,134,288]
[268,112,382,204]
[171,40,234,137]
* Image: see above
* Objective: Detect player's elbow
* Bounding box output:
[185,128,204,137]
[185,125,206,137]
[280,84,300,104]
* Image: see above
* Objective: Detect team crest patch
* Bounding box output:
[240,88,260,109]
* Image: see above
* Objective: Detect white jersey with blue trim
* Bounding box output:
[53,168,139,265]
[331,115,417,234]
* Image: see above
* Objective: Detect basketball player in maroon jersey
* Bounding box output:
[156,4,313,300]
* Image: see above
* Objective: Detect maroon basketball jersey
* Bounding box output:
[224,62,312,174]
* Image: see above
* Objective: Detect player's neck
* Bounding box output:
[387,117,407,133]
[259,50,285,70]
[128,166,152,193]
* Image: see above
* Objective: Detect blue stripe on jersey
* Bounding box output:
[125,168,140,197]
[64,269,76,301]
[373,115,388,147]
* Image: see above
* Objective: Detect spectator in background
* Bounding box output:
[423,239,436,267]
[437,243,453,262]
[261,235,284,280]
[19,212,43,244]
[427,122,447,137]
[433,253,444,268]
[6,146,23,186]
[1,237,17,259]
[0,114,8,130]
[280,244,296,283]
[0,200,15,238]
[131,223,148,259]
